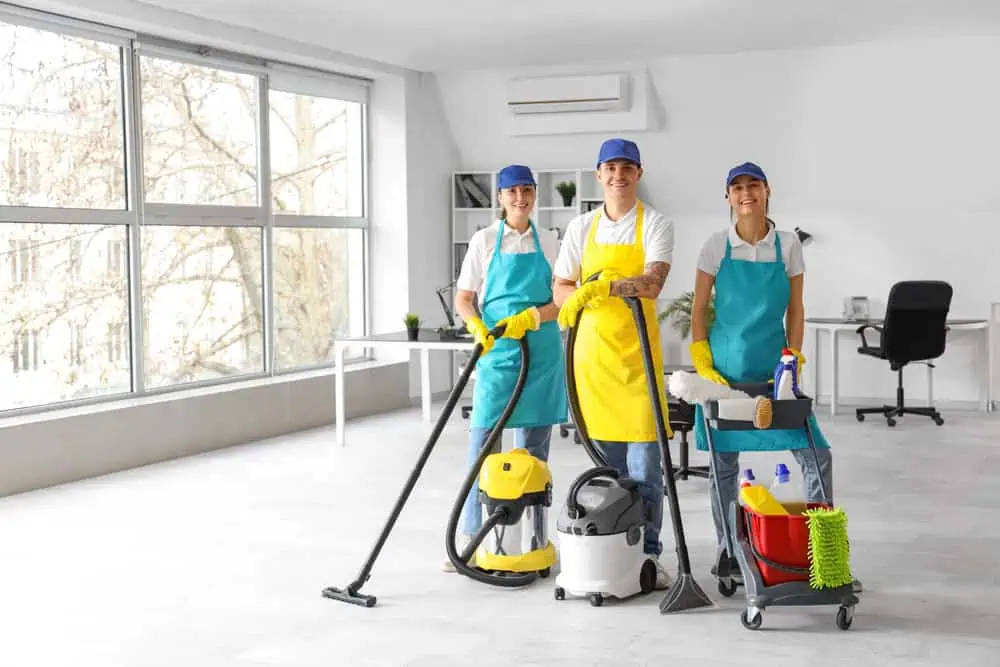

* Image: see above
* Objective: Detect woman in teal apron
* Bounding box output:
[689,162,833,573]
[443,164,567,571]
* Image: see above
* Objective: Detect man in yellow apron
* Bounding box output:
[553,138,675,590]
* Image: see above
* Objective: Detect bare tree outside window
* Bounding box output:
[0,20,366,412]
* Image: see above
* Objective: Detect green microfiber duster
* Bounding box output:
[804,506,853,589]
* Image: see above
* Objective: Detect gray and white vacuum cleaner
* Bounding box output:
[553,466,658,606]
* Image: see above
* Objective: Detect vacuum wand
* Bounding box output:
[624,296,713,614]
[321,324,507,608]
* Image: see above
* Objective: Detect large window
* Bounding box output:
[0,10,369,414]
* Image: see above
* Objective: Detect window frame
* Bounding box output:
[0,8,373,418]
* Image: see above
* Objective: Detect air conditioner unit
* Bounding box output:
[506,73,629,115]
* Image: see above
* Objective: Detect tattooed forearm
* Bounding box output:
[609,262,669,299]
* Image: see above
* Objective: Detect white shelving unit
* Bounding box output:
[450,168,600,287]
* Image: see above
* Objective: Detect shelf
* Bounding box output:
[537,206,577,212]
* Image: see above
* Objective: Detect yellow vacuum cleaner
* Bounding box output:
[470,449,557,575]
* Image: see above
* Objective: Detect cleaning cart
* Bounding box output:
[703,382,860,631]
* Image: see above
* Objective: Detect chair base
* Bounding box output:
[855,404,944,427]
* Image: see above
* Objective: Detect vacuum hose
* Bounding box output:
[444,323,542,587]
[564,272,613,469]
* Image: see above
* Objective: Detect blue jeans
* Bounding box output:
[462,426,552,536]
[710,447,834,555]
[593,440,664,556]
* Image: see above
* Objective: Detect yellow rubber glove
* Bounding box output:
[465,316,494,355]
[497,307,540,340]
[690,339,728,386]
[786,346,806,370]
[557,279,613,329]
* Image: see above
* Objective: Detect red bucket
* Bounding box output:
[745,502,829,586]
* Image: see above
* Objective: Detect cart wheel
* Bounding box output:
[639,560,657,594]
[559,426,568,438]
[718,578,738,597]
[554,586,565,601]
[836,605,854,630]
[855,413,865,422]
[934,416,944,426]
[740,608,763,630]
[538,567,551,579]
[886,417,897,427]
[573,433,582,445]
[589,593,604,607]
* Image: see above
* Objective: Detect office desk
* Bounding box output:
[334,330,473,446]
[804,318,992,415]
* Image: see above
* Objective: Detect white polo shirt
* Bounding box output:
[456,219,561,301]
[552,202,675,297]
[696,221,805,278]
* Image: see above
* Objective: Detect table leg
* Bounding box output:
[984,326,992,413]
[830,330,839,416]
[927,362,934,407]
[812,326,821,402]
[420,348,432,422]
[335,343,346,447]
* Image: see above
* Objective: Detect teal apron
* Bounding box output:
[695,231,829,452]
[471,222,568,429]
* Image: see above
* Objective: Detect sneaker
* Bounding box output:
[441,535,474,573]
[652,559,672,590]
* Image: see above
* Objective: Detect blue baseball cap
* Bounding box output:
[497,164,536,190]
[726,162,767,188]
[597,138,641,168]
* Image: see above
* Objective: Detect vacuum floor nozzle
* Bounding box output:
[322,585,377,608]
[658,572,714,614]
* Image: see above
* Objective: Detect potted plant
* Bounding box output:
[403,313,421,341]
[658,290,715,340]
[555,181,576,207]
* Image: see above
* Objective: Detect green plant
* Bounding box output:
[555,180,576,205]
[658,290,714,339]
[403,313,421,329]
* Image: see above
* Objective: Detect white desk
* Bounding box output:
[334,329,474,446]
[805,318,992,415]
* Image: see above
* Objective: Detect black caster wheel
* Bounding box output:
[718,578,738,597]
[589,593,604,607]
[639,560,657,594]
[538,568,551,579]
[934,416,944,426]
[740,608,763,630]
[554,586,565,601]
[886,418,897,427]
[855,413,865,422]
[573,433,582,445]
[559,426,568,438]
[836,605,854,630]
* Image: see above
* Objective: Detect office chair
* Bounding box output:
[855,280,952,427]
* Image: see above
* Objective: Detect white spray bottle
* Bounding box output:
[773,348,801,400]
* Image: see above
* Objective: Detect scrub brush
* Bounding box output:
[803,506,853,589]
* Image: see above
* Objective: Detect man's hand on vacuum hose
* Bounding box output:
[465,316,495,354]
[497,307,540,340]
[556,278,613,329]
[690,339,729,386]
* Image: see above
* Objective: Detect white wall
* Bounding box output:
[435,36,1000,407]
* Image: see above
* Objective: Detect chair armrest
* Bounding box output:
[855,323,882,349]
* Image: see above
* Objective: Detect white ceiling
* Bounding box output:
[133,0,1000,71]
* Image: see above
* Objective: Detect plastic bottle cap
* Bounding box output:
[775,463,790,483]
[743,469,755,481]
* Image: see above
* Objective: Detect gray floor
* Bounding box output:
[2,405,999,667]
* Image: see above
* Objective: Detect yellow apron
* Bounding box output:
[575,202,672,442]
